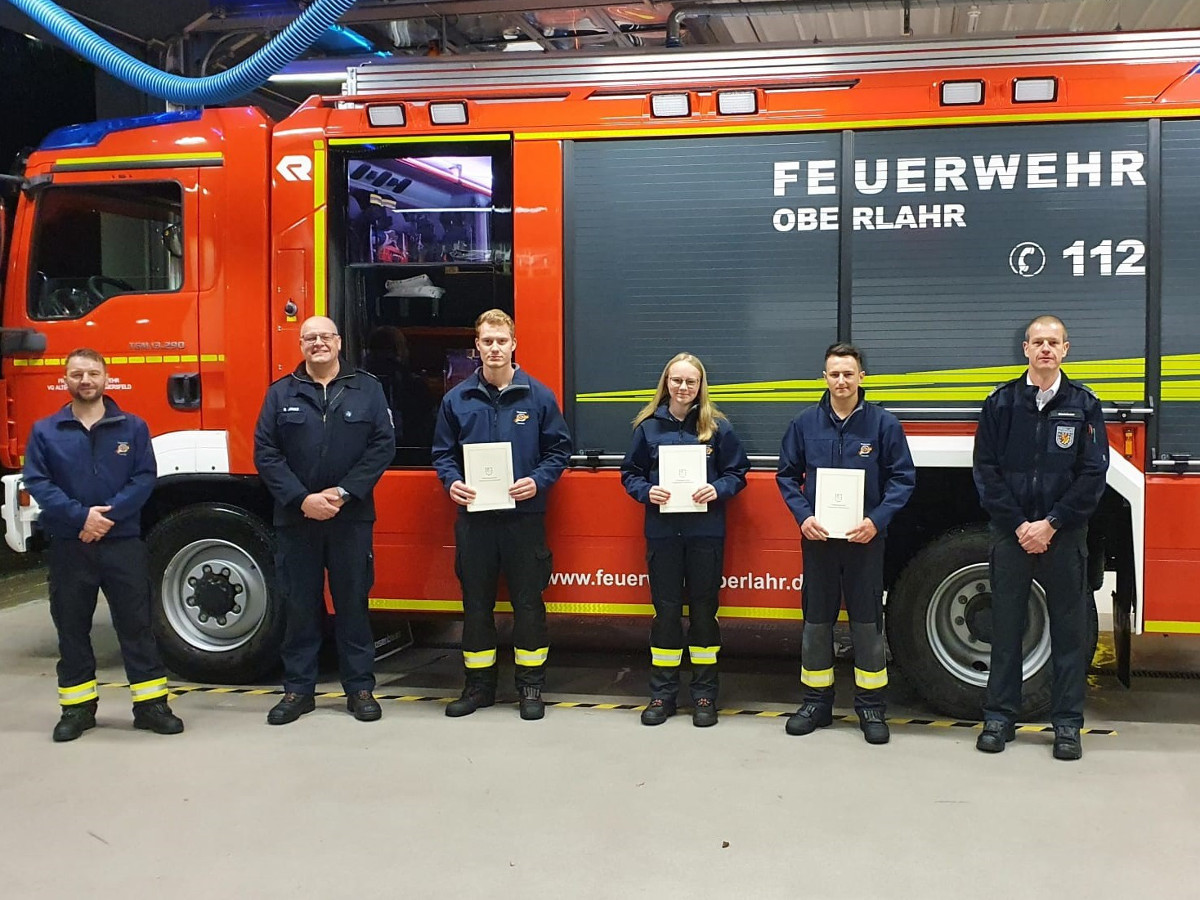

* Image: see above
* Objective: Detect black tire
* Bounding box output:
[886,525,1099,720]
[147,504,282,684]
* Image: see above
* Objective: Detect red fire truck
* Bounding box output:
[3,30,1199,718]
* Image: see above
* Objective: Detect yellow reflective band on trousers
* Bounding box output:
[58,680,99,706]
[514,646,549,667]
[463,648,498,669]
[854,667,889,690]
[129,677,169,703]
[650,647,684,667]
[801,667,835,688]
[688,646,720,665]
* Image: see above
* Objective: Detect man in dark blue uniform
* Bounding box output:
[24,348,183,742]
[777,343,915,744]
[254,316,395,725]
[973,315,1108,760]
[432,309,572,721]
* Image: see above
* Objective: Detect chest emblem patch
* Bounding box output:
[115,442,130,455]
[1056,425,1076,448]
[514,411,529,425]
[859,443,873,457]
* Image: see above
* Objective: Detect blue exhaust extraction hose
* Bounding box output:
[7,0,359,105]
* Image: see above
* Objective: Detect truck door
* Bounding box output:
[7,171,201,444]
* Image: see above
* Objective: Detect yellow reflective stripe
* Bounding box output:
[514,646,549,667]
[313,138,327,317]
[58,680,99,705]
[329,134,510,146]
[650,646,683,667]
[854,667,889,690]
[578,355,1158,405]
[463,649,497,669]
[129,677,169,702]
[688,645,720,665]
[516,105,1200,142]
[15,355,216,368]
[54,151,224,167]
[801,667,835,688]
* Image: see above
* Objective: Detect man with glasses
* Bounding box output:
[254,316,395,725]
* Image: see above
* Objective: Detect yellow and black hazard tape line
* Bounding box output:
[97,682,1116,734]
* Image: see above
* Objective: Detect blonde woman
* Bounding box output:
[620,353,749,727]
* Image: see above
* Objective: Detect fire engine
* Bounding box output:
[3,29,1199,719]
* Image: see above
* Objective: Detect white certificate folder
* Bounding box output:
[463,441,516,512]
[658,444,708,514]
[814,467,865,539]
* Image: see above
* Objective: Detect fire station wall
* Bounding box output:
[565,135,840,457]
[1159,119,1200,459]
[850,122,1148,393]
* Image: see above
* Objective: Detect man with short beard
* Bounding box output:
[23,348,184,742]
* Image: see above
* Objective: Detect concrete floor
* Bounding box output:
[2,572,1200,899]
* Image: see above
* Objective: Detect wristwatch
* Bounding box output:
[336,487,351,503]
[1046,515,1061,530]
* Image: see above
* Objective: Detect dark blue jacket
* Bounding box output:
[776,389,916,535]
[972,371,1108,533]
[23,397,156,541]
[254,360,395,526]
[621,405,749,539]
[432,366,572,514]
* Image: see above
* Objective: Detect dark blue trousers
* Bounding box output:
[276,519,376,694]
[984,525,1089,728]
[48,537,166,691]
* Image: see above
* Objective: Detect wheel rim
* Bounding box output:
[160,538,268,653]
[924,562,1051,689]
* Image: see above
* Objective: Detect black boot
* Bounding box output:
[785,702,833,736]
[52,701,97,743]
[132,700,185,735]
[858,708,890,744]
[692,697,718,728]
[446,684,496,718]
[519,685,545,721]
[1052,725,1083,760]
[640,698,676,726]
[346,690,382,722]
[267,692,316,725]
[976,720,1017,753]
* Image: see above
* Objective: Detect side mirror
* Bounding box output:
[0,197,7,290]
[0,328,48,355]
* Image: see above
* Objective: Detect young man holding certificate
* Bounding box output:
[432,310,572,720]
[621,354,749,728]
[776,343,915,744]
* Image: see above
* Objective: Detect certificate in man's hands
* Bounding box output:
[658,444,708,514]
[463,441,516,512]
[814,467,865,539]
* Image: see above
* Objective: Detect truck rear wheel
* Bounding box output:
[886,525,1098,721]
[147,504,282,684]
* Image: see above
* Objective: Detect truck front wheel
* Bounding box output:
[147,504,282,684]
[886,526,1098,721]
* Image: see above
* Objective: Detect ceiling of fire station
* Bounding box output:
[8,1,1200,108]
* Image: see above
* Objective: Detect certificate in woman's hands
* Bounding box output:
[658,444,708,514]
